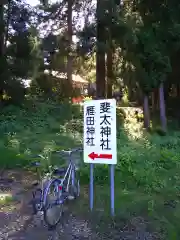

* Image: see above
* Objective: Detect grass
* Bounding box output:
[0,194,13,205]
[78,107,180,239]
[0,99,180,238]
[0,100,83,169]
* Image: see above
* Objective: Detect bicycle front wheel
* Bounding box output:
[31,188,42,214]
[43,178,64,228]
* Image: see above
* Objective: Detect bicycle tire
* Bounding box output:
[70,177,80,199]
[31,188,42,214]
[43,178,64,228]
[73,169,80,198]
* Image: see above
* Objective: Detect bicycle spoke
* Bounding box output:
[44,179,63,228]
[45,204,63,226]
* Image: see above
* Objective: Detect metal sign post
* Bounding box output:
[89,163,94,211]
[83,99,117,216]
[110,164,115,216]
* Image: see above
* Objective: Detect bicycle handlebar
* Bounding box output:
[30,147,83,166]
[31,154,42,159]
[54,147,83,155]
[30,161,41,167]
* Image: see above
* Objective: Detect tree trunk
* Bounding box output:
[159,83,167,132]
[164,81,171,104]
[152,88,159,111]
[4,0,11,50]
[106,0,114,99]
[151,91,155,112]
[0,5,5,94]
[177,83,180,97]
[143,94,150,129]
[96,0,106,99]
[0,5,4,56]
[67,0,73,96]
[106,46,113,98]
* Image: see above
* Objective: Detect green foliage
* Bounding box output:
[32,73,81,100]
[0,100,82,168]
[0,0,43,105]
[79,107,180,238]
[134,27,171,92]
[1,100,180,237]
[153,126,167,136]
[77,0,180,97]
[1,0,180,105]
[121,87,129,106]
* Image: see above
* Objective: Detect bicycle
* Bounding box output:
[30,147,83,229]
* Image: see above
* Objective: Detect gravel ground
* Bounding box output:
[0,170,159,240]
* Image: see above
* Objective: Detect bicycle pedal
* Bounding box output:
[37,211,43,216]
[31,181,39,187]
[68,195,75,200]
[57,199,63,204]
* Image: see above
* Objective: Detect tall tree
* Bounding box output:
[0,3,5,96]
[106,0,116,99]
[96,0,106,99]
[67,0,73,95]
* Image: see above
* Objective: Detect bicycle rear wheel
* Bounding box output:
[69,177,80,199]
[43,178,64,228]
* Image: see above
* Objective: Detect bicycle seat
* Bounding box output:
[55,147,83,155]
[53,168,67,175]
[31,161,41,167]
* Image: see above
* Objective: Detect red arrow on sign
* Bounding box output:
[88,152,112,160]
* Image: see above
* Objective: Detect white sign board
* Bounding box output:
[83,99,117,165]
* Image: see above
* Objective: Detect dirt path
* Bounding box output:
[0,170,157,240]
[0,169,103,240]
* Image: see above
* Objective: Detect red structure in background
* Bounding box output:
[72,96,84,104]
[71,75,89,104]
[45,71,88,104]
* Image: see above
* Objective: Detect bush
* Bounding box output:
[0,100,83,168]
[154,126,167,136]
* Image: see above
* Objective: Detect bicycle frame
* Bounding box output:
[61,160,75,192]
[53,160,76,205]
[55,148,82,193]
[33,167,54,211]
